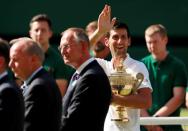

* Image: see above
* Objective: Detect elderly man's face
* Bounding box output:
[59,31,83,68]
[9,42,33,80]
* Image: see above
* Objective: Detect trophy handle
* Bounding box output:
[132,73,144,94]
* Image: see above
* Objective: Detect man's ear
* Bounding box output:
[104,37,109,47]
[80,41,88,54]
[164,36,168,46]
[128,37,131,46]
[49,30,53,39]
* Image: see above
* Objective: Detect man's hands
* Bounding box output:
[97,4,116,35]
[89,4,116,46]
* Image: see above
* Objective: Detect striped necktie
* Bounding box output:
[72,73,80,81]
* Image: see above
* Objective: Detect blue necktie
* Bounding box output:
[71,73,80,86]
[72,73,80,81]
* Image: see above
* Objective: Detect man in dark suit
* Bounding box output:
[58,28,111,131]
[0,38,24,131]
[9,37,62,131]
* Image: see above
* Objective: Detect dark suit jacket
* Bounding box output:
[0,73,24,131]
[61,60,112,131]
[23,68,62,131]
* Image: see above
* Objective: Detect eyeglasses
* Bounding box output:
[58,43,79,52]
[58,44,71,52]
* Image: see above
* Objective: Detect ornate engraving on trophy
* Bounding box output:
[108,58,144,122]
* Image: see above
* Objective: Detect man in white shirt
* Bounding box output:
[90,5,152,131]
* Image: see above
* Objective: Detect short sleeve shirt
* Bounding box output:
[96,54,152,131]
[141,53,187,116]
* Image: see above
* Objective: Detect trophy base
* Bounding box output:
[111,118,129,122]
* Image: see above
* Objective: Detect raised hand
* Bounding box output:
[89,4,116,46]
[97,4,116,34]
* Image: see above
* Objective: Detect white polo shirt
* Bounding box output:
[96,54,152,131]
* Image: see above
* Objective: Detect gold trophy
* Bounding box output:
[108,58,144,122]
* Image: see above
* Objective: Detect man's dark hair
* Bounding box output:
[29,14,52,29]
[106,21,131,38]
[0,38,10,64]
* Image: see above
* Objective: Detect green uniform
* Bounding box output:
[141,53,187,131]
[43,46,74,81]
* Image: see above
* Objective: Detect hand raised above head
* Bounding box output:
[89,4,116,46]
[97,4,116,35]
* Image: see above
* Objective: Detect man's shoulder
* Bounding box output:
[0,81,20,96]
[141,55,152,61]
[83,60,106,75]
[85,59,102,70]
[28,75,58,96]
[29,69,55,86]
[0,82,13,91]
[169,54,186,66]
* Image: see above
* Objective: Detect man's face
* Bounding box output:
[106,29,130,58]
[145,33,167,55]
[29,21,52,47]
[59,31,83,68]
[9,43,33,80]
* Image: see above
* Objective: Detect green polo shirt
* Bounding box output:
[43,46,74,81]
[141,53,187,130]
[142,53,187,116]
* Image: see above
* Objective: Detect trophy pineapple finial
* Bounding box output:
[115,58,125,72]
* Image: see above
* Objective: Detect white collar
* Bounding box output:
[0,71,8,80]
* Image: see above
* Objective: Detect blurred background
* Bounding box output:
[1,1,187,129]
[0,0,187,64]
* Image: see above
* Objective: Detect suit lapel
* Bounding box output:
[0,74,9,85]
[62,60,98,113]
[79,60,97,76]
[23,68,46,95]
[26,68,46,86]
[63,72,79,113]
